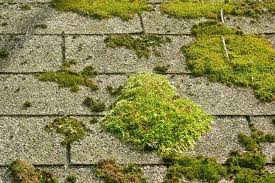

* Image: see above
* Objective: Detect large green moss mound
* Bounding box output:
[103,73,213,154]
[185,21,275,102]
[51,0,149,20]
[161,0,274,19]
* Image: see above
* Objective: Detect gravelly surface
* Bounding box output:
[0,0,274,182]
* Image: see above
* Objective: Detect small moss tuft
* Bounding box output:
[20,3,32,10]
[34,24,47,29]
[23,101,32,109]
[61,59,77,70]
[96,159,148,183]
[45,117,87,145]
[36,65,98,92]
[83,97,106,112]
[105,35,171,59]
[51,0,150,20]
[163,155,227,183]
[153,64,170,74]
[106,85,123,96]
[0,48,9,59]
[103,73,213,154]
[65,175,77,183]
[9,159,58,183]
[90,117,98,124]
[272,117,275,126]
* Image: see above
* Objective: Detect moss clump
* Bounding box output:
[105,35,171,59]
[9,159,58,183]
[107,85,123,96]
[161,0,274,19]
[36,65,98,92]
[234,168,275,183]
[103,73,213,154]
[0,48,9,59]
[23,101,32,109]
[153,64,170,74]
[34,24,47,29]
[164,155,227,183]
[96,159,148,183]
[51,0,149,20]
[83,97,106,112]
[20,4,32,10]
[65,175,77,183]
[185,22,275,102]
[45,117,87,145]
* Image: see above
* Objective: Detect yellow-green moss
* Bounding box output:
[105,35,171,59]
[185,22,275,102]
[51,0,149,20]
[96,159,148,183]
[36,65,98,92]
[9,159,58,183]
[103,73,213,154]
[45,117,87,145]
[161,0,274,19]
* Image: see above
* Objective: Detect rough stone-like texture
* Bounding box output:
[0,116,66,166]
[251,117,275,163]
[226,14,275,34]
[65,35,193,73]
[0,35,62,72]
[71,120,162,164]
[188,117,250,163]
[142,5,275,34]
[142,5,206,34]
[171,75,275,115]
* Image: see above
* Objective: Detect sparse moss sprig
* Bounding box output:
[51,0,150,20]
[45,117,87,145]
[9,159,58,183]
[103,73,213,154]
[105,35,171,59]
[96,159,148,183]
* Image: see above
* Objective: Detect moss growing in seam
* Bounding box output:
[36,65,98,92]
[0,48,9,59]
[163,155,227,183]
[185,22,275,102]
[153,64,170,74]
[105,35,171,59]
[51,0,149,20]
[96,159,148,183]
[161,0,274,19]
[234,168,275,183]
[103,73,213,154]
[9,159,58,183]
[45,117,87,145]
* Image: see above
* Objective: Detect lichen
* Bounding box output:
[184,21,275,102]
[9,159,58,183]
[96,159,148,183]
[83,97,106,112]
[103,73,213,154]
[45,117,87,145]
[104,35,171,59]
[36,65,98,92]
[0,48,9,59]
[161,0,274,19]
[51,0,150,20]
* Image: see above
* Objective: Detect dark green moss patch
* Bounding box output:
[9,159,58,183]
[105,35,171,59]
[153,64,170,74]
[45,117,87,145]
[51,0,149,20]
[36,65,98,92]
[20,4,32,10]
[161,0,274,19]
[96,159,148,183]
[272,117,275,125]
[0,48,9,59]
[23,101,32,109]
[1,22,8,26]
[34,24,47,29]
[65,175,77,183]
[83,97,106,112]
[185,22,275,102]
[164,155,227,183]
[107,85,123,96]
[103,73,213,154]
